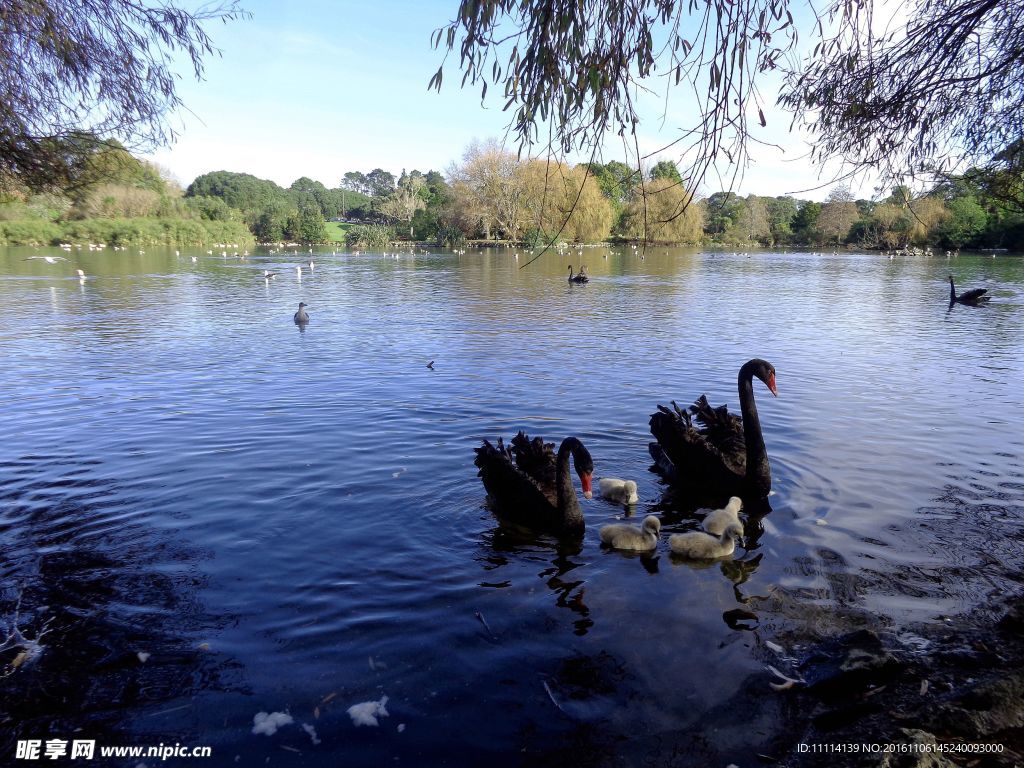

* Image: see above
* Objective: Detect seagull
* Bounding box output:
[23,256,68,264]
[76,269,86,282]
[263,270,277,280]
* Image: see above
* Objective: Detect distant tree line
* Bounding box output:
[5,135,1024,250]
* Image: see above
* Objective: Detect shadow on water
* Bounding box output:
[480,522,594,637]
[0,454,243,761]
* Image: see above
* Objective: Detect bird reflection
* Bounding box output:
[479,524,592,635]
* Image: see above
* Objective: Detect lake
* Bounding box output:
[2,245,1023,765]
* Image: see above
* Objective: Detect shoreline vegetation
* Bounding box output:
[3,139,1024,252]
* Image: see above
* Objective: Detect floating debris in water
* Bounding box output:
[301,724,320,745]
[137,651,151,663]
[347,695,389,727]
[541,680,568,716]
[397,723,406,733]
[766,664,805,691]
[765,641,784,654]
[1,596,52,677]
[252,711,294,736]
[368,656,387,671]
[474,611,494,637]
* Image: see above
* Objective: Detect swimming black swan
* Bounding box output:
[474,432,593,536]
[568,266,589,284]
[649,359,777,498]
[948,275,990,305]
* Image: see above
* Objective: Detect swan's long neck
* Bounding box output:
[949,277,957,302]
[738,363,771,494]
[555,438,585,532]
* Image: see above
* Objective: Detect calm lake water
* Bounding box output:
[2,245,1023,765]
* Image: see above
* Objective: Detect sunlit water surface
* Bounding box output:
[2,246,1023,765]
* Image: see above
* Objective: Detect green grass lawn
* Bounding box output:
[324,221,352,243]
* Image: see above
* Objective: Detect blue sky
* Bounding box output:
[149,0,873,200]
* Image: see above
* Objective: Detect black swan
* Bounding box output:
[293,302,309,323]
[948,275,990,305]
[474,431,593,536]
[568,265,589,284]
[649,359,777,498]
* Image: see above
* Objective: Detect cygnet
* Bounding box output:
[668,521,742,559]
[598,478,639,505]
[599,515,660,551]
[701,496,743,536]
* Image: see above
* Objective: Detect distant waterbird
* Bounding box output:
[948,275,990,306]
[23,255,67,264]
[294,302,309,324]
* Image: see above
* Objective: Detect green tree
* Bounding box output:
[649,161,682,184]
[341,171,370,195]
[938,197,988,248]
[287,206,326,244]
[764,196,797,244]
[791,201,821,244]
[366,169,396,198]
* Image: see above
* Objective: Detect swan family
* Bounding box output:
[474,360,771,558]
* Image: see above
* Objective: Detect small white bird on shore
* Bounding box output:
[599,515,661,551]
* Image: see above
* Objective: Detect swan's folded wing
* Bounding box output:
[690,395,746,470]
[475,438,557,511]
[650,398,746,482]
[510,431,557,491]
[960,287,989,302]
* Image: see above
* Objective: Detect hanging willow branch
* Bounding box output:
[432,0,798,194]
[780,0,1024,182]
[0,0,249,191]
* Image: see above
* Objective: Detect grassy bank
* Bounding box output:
[324,221,352,243]
[0,218,255,247]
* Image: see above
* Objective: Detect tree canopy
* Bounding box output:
[0,0,247,192]
[435,0,1024,192]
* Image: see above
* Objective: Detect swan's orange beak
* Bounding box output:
[580,472,593,499]
[767,372,778,397]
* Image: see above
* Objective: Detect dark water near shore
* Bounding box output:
[2,245,1023,765]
